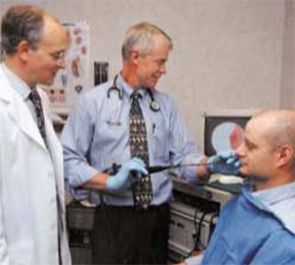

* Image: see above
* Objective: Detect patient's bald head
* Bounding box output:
[246,109,295,172]
[253,110,295,153]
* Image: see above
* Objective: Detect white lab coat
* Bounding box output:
[0,66,71,265]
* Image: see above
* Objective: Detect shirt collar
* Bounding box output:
[116,74,147,99]
[2,63,31,100]
[253,181,295,206]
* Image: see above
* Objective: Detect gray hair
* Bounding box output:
[121,22,173,61]
[1,5,45,55]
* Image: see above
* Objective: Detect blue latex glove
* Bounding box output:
[207,150,240,176]
[106,158,148,191]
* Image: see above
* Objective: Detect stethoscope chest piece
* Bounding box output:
[150,100,160,112]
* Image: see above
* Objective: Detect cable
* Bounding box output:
[187,209,214,259]
[208,212,219,240]
[194,211,207,251]
[192,207,200,253]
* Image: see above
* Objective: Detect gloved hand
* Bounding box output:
[207,150,240,176]
[106,157,148,191]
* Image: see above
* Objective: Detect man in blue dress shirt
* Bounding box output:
[61,22,236,264]
[183,109,295,265]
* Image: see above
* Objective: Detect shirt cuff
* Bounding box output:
[66,163,98,188]
[182,155,204,184]
[185,254,203,265]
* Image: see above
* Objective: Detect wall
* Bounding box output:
[0,0,292,150]
[281,0,295,109]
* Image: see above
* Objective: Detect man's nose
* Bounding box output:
[160,63,166,74]
[235,142,245,157]
[58,57,66,69]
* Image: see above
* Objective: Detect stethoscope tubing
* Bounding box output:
[107,75,160,112]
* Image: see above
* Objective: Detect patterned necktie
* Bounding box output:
[29,89,47,144]
[129,91,153,209]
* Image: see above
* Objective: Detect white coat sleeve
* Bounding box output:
[0,117,10,264]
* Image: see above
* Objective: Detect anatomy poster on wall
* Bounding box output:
[42,21,90,116]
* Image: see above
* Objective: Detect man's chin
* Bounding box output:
[149,80,159,89]
[241,173,270,183]
[40,79,54,87]
[239,171,249,179]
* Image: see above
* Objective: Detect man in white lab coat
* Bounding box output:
[0,5,71,264]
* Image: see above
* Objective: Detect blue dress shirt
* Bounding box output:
[61,74,203,206]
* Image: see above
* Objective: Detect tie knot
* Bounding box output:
[131,91,142,101]
[29,89,41,103]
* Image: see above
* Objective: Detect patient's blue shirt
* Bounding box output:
[201,182,295,264]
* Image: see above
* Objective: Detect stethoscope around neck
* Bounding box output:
[106,75,160,126]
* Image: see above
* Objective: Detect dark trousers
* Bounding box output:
[92,203,170,264]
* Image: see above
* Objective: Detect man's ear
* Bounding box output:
[17,40,31,63]
[277,145,293,168]
[130,50,140,66]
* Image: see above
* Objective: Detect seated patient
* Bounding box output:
[182,109,295,265]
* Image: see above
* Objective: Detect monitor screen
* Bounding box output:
[204,115,251,156]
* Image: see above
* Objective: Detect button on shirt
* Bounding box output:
[61,74,202,206]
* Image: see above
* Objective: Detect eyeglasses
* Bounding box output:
[49,50,66,61]
[29,40,66,60]
[32,44,67,62]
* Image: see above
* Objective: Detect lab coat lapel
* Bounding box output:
[0,68,47,151]
[11,96,47,150]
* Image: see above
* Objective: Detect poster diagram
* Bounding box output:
[42,21,90,115]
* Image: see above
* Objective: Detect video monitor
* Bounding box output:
[203,110,259,156]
